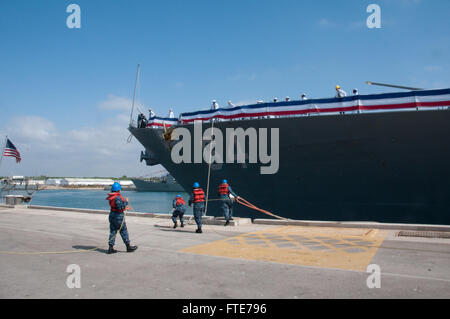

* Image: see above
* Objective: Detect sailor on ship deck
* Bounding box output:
[335,85,347,114]
[211,100,219,110]
[137,113,147,128]
[210,100,220,122]
[335,85,347,98]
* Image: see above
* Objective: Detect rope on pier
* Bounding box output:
[235,196,290,221]
[201,197,290,220]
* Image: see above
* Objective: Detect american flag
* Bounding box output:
[3,138,21,163]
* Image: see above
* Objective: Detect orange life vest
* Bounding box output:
[193,188,205,203]
[175,197,185,206]
[106,192,126,213]
[218,183,229,195]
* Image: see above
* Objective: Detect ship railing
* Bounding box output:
[141,88,450,128]
[176,88,450,125]
[143,116,178,129]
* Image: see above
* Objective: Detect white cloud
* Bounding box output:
[8,116,57,143]
[97,95,146,114]
[317,18,336,28]
[0,96,163,177]
[98,95,132,111]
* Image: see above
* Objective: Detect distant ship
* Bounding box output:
[129,88,450,225]
[131,174,185,192]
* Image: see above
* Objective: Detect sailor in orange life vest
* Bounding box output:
[188,182,205,233]
[106,182,138,254]
[172,195,186,228]
[218,179,238,226]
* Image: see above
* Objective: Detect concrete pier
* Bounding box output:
[0,205,449,298]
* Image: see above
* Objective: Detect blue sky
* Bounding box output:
[0,0,449,177]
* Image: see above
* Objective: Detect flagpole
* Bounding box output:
[0,136,7,172]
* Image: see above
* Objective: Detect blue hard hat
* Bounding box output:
[222,179,228,184]
[193,182,200,188]
[111,182,121,192]
[176,194,181,198]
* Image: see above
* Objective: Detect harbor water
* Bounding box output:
[29,189,193,215]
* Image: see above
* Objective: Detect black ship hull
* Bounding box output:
[130,109,450,225]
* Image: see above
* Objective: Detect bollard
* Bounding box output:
[14,196,25,205]
[5,195,15,205]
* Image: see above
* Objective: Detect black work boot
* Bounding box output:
[173,222,178,229]
[195,228,202,233]
[126,244,138,252]
[224,220,230,226]
[180,222,184,228]
[107,246,117,254]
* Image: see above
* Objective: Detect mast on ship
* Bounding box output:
[129,64,141,127]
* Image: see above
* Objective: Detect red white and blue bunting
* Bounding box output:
[145,88,450,128]
[146,117,178,128]
[178,88,450,124]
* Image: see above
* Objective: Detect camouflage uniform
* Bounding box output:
[188,187,206,233]
[219,185,238,222]
[192,202,205,228]
[172,198,186,225]
[108,195,130,246]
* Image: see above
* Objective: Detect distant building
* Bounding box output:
[59,178,134,187]
[44,178,134,187]
[60,178,112,186]
[27,180,45,186]
[46,179,62,186]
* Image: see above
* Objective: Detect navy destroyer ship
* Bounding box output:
[129,88,450,224]
[132,174,185,192]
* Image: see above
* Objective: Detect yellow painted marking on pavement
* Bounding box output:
[367,229,379,238]
[181,226,387,271]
